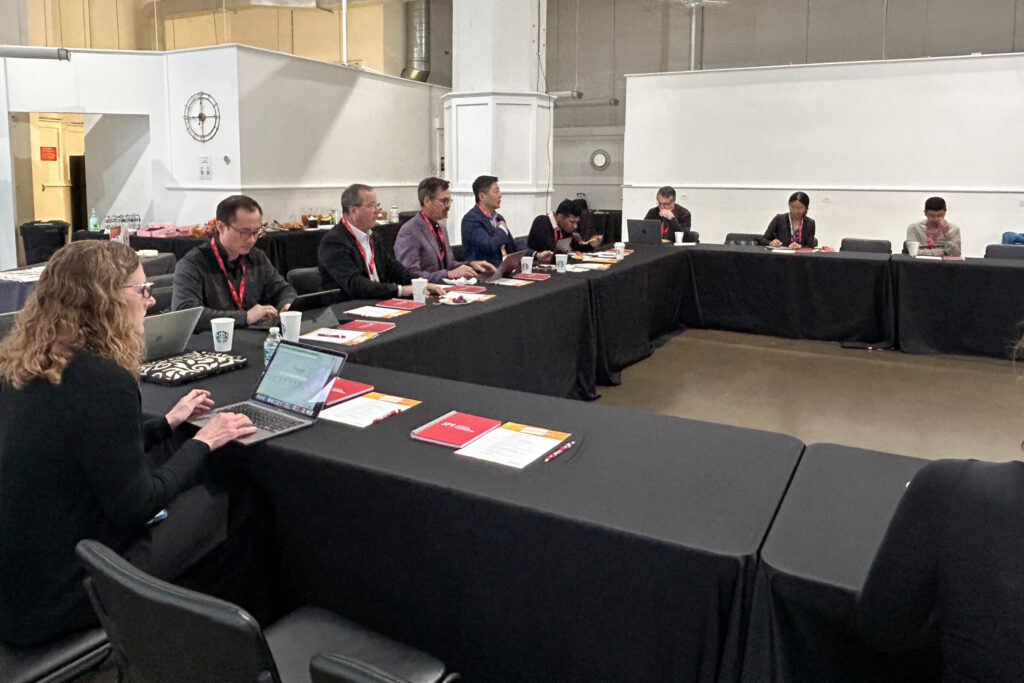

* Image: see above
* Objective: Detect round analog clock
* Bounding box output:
[183,91,221,143]
[590,149,611,171]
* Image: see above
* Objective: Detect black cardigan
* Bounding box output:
[763,213,816,247]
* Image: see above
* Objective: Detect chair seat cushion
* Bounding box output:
[264,606,445,683]
[0,628,109,683]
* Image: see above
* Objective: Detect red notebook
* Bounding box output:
[514,272,551,281]
[377,299,425,310]
[325,378,375,406]
[340,319,396,333]
[410,411,502,448]
[449,285,486,293]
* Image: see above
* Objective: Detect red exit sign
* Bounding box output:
[40,146,58,161]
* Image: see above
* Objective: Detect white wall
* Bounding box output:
[552,125,622,210]
[0,60,15,269]
[83,114,152,223]
[622,54,1024,256]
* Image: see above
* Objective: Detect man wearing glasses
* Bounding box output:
[394,177,496,283]
[319,183,446,300]
[172,195,296,331]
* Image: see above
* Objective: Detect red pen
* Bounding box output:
[372,409,402,424]
[544,440,574,463]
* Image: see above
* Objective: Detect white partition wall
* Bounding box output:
[622,54,1024,255]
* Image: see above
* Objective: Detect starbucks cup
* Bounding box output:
[614,242,626,260]
[907,241,920,257]
[521,256,534,274]
[210,318,235,352]
[280,311,302,342]
[555,254,568,272]
[411,277,428,303]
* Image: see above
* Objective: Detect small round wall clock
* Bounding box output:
[183,91,221,142]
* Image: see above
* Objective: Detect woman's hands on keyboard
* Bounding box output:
[194,412,257,450]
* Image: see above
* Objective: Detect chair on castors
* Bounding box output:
[19,221,70,264]
[0,628,110,683]
[985,244,1024,259]
[724,232,764,246]
[76,540,456,683]
[287,267,324,295]
[840,238,891,254]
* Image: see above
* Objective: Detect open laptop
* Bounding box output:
[189,340,347,445]
[627,219,663,245]
[143,307,202,361]
[483,250,527,283]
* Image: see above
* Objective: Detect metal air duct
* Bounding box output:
[401,0,430,82]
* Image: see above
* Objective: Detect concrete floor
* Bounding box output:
[599,329,1024,463]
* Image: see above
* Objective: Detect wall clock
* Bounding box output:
[183,91,221,143]
[590,149,611,171]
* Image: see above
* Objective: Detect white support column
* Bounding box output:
[445,0,552,242]
[0,58,18,270]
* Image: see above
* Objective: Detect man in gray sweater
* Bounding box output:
[906,196,961,257]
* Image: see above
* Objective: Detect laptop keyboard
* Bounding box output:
[219,403,306,433]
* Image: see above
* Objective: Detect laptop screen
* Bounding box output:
[252,342,346,417]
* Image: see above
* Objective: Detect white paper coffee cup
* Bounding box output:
[555,254,568,272]
[614,242,625,260]
[411,277,428,303]
[210,317,235,352]
[674,232,684,245]
[521,256,534,274]
[280,310,302,342]
[907,241,920,257]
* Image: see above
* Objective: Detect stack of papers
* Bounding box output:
[377,299,425,310]
[320,392,421,428]
[340,320,395,333]
[495,278,531,287]
[300,328,378,345]
[344,306,411,319]
[456,422,572,469]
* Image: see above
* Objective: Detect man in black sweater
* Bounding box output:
[527,199,602,256]
[643,185,693,243]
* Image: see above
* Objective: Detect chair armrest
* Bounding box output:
[310,653,412,683]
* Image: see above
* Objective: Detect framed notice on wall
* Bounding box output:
[40,146,57,161]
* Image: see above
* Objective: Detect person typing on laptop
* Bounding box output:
[643,186,693,243]
[527,199,601,258]
[172,195,297,331]
[0,241,257,647]
[319,183,446,301]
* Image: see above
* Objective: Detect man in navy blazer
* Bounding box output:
[394,177,496,283]
[460,175,535,268]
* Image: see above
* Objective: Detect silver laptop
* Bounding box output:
[143,307,202,362]
[483,250,527,283]
[627,219,663,245]
[189,341,346,445]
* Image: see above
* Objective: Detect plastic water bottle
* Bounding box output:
[263,327,282,367]
[89,208,99,232]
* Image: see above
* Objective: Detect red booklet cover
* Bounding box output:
[326,378,374,406]
[377,298,425,310]
[340,319,396,332]
[449,285,486,293]
[411,410,502,448]
[514,272,551,281]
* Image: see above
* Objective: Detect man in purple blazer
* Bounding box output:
[395,177,496,283]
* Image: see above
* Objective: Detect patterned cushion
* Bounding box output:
[139,351,248,386]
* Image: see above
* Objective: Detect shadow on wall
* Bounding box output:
[84,113,150,221]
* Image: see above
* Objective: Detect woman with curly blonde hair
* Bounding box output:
[0,240,255,647]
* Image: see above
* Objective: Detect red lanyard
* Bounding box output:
[342,218,375,277]
[925,224,940,248]
[210,238,245,310]
[421,211,446,261]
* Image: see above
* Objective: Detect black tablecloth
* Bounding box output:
[743,443,941,682]
[141,335,804,682]
[894,255,1024,358]
[561,245,691,384]
[683,246,895,346]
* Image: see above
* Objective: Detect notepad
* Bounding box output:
[495,278,530,287]
[340,319,396,332]
[411,411,501,448]
[377,299,425,310]
[300,328,378,345]
[514,272,551,281]
[455,422,571,469]
[344,306,411,319]
[320,392,420,428]
[325,378,374,406]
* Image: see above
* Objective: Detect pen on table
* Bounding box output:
[544,440,575,463]
[373,409,402,424]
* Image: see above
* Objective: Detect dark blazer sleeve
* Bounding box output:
[318,224,402,300]
[802,218,816,248]
[462,209,518,266]
[644,206,691,241]
[764,214,787,244]
[857,459,965,652]
[527,215,555,253]
[376,233,413,288]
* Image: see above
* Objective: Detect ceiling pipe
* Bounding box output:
[0,46,71,61]
[401,0,430,82]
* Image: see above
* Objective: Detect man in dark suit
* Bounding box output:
[643,186,693,242]
[394,177,496,283]
[461,175,537,268]
[319,183,445,300]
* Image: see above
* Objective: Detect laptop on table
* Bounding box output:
[626,219,663,245]
[143,307,202,362]
[188,340,347,445]
[483,250,527,283]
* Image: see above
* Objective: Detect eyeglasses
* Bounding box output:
[123,282,154,299]
[227,224,266,240]
[358,202,382,211]
[432,196,453,206]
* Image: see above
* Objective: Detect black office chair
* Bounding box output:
[840,238,891,254]
[19,221,69,264]
[0,311,16,341]
[311,653,461,683]
[451,244,465,262]
[76,540,454,683]
[149,273,175,289]
[287,267,324,295]
[901,240,909,254]
[0,628,111,683]
[724,232,764,246]
[985,244,1024,259]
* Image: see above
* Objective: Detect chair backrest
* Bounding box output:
[724,232,763,246]
[985,244,1024,259]
[75,540,281,683]
[0,312,16,341]
[0,628,110,683]
[451,244,465,262]
[839,238,891,253]
[150,272,175,289]
[19,221,69,264]
[147,287,173,316]
[287,267,324,295]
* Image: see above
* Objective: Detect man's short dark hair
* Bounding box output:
[216,195,262,225]
[418,177,450,206]
[924,196,946,212]
[342,183,374,213]
[554,199,582,218]
[472,175,498,203]
[656,186,676,201]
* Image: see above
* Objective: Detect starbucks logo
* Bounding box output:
[215,330,229,344]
